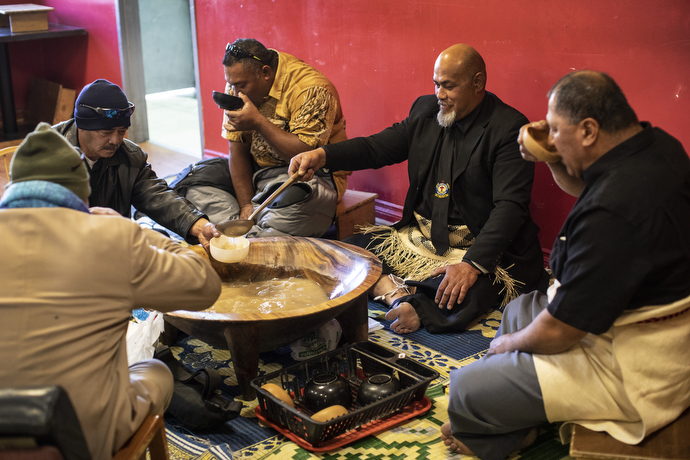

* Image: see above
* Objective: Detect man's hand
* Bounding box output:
[288,148,327,182]
[518,120,550,163]
[487,308,587,355]
[189,218,219,252]
[89,206,121,217]
[488,333,512,354]
[222,93,263,132]
[239,203,254,220]
[432,262,480,309]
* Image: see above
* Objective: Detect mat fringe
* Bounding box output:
[361,224,522,307]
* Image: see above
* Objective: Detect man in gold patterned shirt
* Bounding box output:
[172,38,349,238]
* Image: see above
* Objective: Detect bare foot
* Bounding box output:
[519,427,539,450]
[371,274,414,305]
[385,302,421,333]
[441,422,475,455]
[440,422,539,455]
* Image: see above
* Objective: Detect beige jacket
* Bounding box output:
[535,283,690,445]
[0,208,221,459]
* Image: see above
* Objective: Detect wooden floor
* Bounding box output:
[0,140,200,197]
[139,141,200,179]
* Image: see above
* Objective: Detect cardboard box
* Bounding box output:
[0,4,54,33]
[24,78,76,126]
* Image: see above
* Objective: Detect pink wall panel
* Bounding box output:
[42,0,122,87]
[192,0,690,253]
[1,0,121,114]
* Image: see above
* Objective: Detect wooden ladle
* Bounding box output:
[216,171,302,237]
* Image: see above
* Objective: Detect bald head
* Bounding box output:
[437,44,486,84]
[433,44,487,125]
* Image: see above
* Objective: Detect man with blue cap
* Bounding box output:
[53,79,218,250]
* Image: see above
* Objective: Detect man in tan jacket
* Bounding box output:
[0,123,222,460]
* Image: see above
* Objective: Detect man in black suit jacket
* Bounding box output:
[289,44,547,334]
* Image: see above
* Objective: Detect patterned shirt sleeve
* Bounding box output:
[288,86,338,148]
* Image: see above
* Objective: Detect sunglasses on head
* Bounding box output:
[79,101,135,119]
[225,43,264,64]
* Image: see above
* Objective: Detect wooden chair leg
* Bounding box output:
[112,414,169,460]
[147,418,169,460]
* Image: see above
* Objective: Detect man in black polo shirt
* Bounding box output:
[439,70,690,460]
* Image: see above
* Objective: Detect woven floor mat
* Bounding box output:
[163,300,571,460]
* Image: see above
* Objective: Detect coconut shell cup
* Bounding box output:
[261,383,294,408]
[521,125,560,163]
[311,404,349,422]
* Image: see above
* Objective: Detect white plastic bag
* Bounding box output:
[126,309,165,365]
[290,318,342,361]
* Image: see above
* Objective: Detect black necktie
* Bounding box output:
[431,128,454,255]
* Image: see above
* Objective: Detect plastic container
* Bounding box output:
[251,341,439,449]
[209,235,250,263]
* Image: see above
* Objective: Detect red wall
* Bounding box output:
[5,0,689,255]
[193,0,690,253]
[0,0,121,110]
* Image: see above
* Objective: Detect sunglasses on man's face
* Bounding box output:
[225,44,264,64]
[79,102,135,119]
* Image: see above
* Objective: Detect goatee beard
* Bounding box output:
[437,108,456,127]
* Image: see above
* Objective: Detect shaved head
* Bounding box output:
[433,44,487,125]
[437,44,486,84]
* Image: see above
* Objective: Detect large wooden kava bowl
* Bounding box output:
[164,237,382,400]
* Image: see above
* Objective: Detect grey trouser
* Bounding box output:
[186,168,337,238]
[447,291,549,460]
[186,185,240,224]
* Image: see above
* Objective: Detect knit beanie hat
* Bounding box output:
[74,79,133,130]
[10,122,91,201]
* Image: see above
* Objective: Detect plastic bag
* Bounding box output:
[126,309,165,365]
[290,318,342,361]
